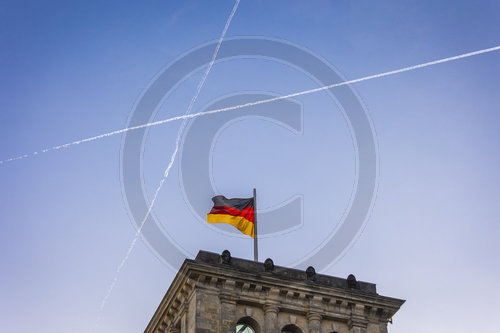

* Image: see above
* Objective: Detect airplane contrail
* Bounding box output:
[2,44,500,167]
[99,0,241,311]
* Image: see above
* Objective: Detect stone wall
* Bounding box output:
[145,250,404,333]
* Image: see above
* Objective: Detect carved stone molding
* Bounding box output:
[219,293,237,305]
[348,316,368,333]
[306,312,322,322]
[263,303,279,314]
[166,325,180,333]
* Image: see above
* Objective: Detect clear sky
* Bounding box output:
[1,1,499,332]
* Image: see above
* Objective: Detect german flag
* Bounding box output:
[207,195,255,238]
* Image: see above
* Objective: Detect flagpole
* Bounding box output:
[253,188,258,262]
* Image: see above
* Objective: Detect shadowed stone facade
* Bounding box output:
[145,250,404,333]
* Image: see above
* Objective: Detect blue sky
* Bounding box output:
[1,1,499,332]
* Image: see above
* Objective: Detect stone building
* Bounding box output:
[145,250,404,333]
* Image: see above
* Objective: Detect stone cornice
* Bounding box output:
[185,259,404,311]
[145,251,405,332]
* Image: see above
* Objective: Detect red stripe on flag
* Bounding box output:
[209,206,254,223]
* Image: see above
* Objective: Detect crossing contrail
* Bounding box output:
[2,44,500,168]
[99,0,241,311]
